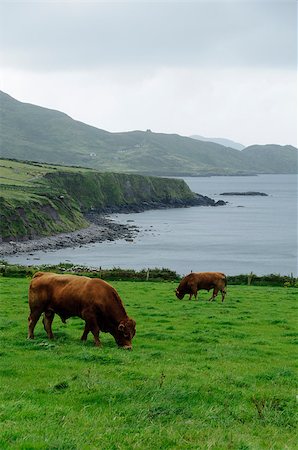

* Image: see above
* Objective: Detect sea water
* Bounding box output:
[6,174,297,276]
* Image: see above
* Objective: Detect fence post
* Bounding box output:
[248,271,253,286]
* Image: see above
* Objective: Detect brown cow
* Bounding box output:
[28,272,136,349]
[175,272,227,302]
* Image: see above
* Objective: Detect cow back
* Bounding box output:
[29,272,129,321]
[192,272,226,289]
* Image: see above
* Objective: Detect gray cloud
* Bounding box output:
[0,1,296,71]
[0,1,296,146]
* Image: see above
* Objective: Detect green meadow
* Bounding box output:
[0,277,297,449]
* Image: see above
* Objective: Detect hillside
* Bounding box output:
[0,91,297,175]
[241,145,298,173]
[0,159,216,241]
[190,135,245,150]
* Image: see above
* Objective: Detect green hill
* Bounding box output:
[241,145,298,173]
[0,91,297,175]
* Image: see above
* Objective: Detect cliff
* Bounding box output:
[0,159,222,241]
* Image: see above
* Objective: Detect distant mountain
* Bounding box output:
[0,91,297,176]
[241,145,298,174]
[190,135,245,150]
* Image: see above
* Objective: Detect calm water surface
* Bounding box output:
[7,174,297,276]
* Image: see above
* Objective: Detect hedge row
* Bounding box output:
[0,262,297,287]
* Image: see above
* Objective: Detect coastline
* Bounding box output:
[0,215,139,258]
[0,194,225,258]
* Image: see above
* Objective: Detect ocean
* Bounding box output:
[6,174,297,276]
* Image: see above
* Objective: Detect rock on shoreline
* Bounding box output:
[219,191,268,196]
[0,195,226,257]
[93,194,226,213]
[0,215,139,258]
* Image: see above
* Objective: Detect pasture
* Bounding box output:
[0,277,297,449]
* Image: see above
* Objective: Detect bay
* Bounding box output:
[6,174,297,276]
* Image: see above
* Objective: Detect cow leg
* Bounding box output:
[42,310,55,339]
[28,309,43,339]
[85,320,101,347]
[221,288,227,302]
[208,292,213,301]
[81,323,90,342]
[209,288,218,302]
[89,321,101,347]
[82,310,101,347]
[189,283,197,300]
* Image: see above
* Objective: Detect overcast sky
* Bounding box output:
[0,1,297,147]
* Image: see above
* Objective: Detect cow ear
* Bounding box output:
[129,319,136,328]
[118,323,125,332]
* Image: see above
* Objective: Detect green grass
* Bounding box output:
[0,159,94,187]
[0,278,297,449]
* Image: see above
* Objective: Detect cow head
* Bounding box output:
[115,318,136,349]
[175,288,185,300]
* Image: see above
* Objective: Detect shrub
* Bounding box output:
[0,263,296,286]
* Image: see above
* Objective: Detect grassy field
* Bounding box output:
[0,278,297,449]
[0,159,94,192]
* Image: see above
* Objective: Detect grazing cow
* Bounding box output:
[175,272,227,302]
[28,272,136,349]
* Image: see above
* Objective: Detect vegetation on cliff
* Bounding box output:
[43,170,196,211]
[0,159,208,241]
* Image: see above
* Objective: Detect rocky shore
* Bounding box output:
[0,194,226,258]
[0,215,139,258]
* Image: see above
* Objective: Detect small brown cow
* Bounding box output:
[28,272,136,349]
[175,272,227,302]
